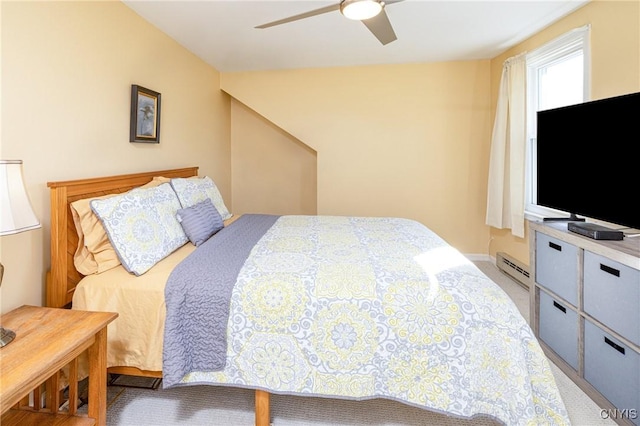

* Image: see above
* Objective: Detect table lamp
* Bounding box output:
[0,160,41,347]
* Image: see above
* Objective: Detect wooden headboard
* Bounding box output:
[46,167,199,308]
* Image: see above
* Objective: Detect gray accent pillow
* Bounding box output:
[176,198,224,246]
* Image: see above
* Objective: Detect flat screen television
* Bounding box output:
[536,91,640,231]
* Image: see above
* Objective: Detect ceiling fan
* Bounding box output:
[255,0,404,45]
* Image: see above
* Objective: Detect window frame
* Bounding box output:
[524,26,590,220]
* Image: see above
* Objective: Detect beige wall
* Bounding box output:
[488,0,640,265]
[222,61,493,253]
[2,1,635,315]
[223,0,639,267]
[0,1,230,313]
[231,99,317,215]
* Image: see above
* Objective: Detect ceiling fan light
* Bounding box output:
[340,0,383,21]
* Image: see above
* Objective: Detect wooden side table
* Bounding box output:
[0,305,117,425]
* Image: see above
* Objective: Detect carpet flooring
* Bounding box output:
[98,261,616,425]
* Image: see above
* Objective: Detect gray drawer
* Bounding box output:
[535,232,579,306]
[584,251,640,346]
[539,291,578,370]
[584,319,640,424]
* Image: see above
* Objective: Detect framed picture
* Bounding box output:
[130,85,161,143]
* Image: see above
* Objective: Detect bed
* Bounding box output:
[47,167,570,426]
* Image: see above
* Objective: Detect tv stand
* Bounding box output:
[529,220,640,426]
[543,213,585,222]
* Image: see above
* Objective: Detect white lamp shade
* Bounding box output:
[341,0,383,20]
[0,160,41,236]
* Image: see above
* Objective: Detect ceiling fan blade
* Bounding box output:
[255,4,341,29]
[361,8,397,45]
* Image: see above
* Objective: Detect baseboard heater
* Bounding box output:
[496,252,530,289]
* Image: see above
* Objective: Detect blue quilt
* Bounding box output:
[163,214,279,387]
[164,215,570,425]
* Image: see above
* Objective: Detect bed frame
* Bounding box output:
[46,167,271,426]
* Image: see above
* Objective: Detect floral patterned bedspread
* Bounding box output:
[179,215,570,425]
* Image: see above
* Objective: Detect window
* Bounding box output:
[525,26,590,219]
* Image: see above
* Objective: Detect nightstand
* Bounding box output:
[0,305,117,425]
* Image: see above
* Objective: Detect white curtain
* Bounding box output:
[485,53,527,238]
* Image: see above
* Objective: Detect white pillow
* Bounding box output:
[90,183,187,276]
[170,176,232,220]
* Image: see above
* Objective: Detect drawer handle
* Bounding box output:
[600,263,620,277]
[604,337,626,355]
[548,242,562,251]
[553,301,567,314]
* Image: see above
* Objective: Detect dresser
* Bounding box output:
[529,220,640,426]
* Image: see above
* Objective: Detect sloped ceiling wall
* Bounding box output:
[231,99,317,216]
[221,61,493,253]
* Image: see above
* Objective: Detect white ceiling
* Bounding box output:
[123,0,589,72]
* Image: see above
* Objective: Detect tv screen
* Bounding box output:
[536,91,640,231]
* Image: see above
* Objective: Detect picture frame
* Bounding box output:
[130,85,161,143]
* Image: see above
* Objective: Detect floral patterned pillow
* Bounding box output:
[90,183,187,276]
[170,176,231,220]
